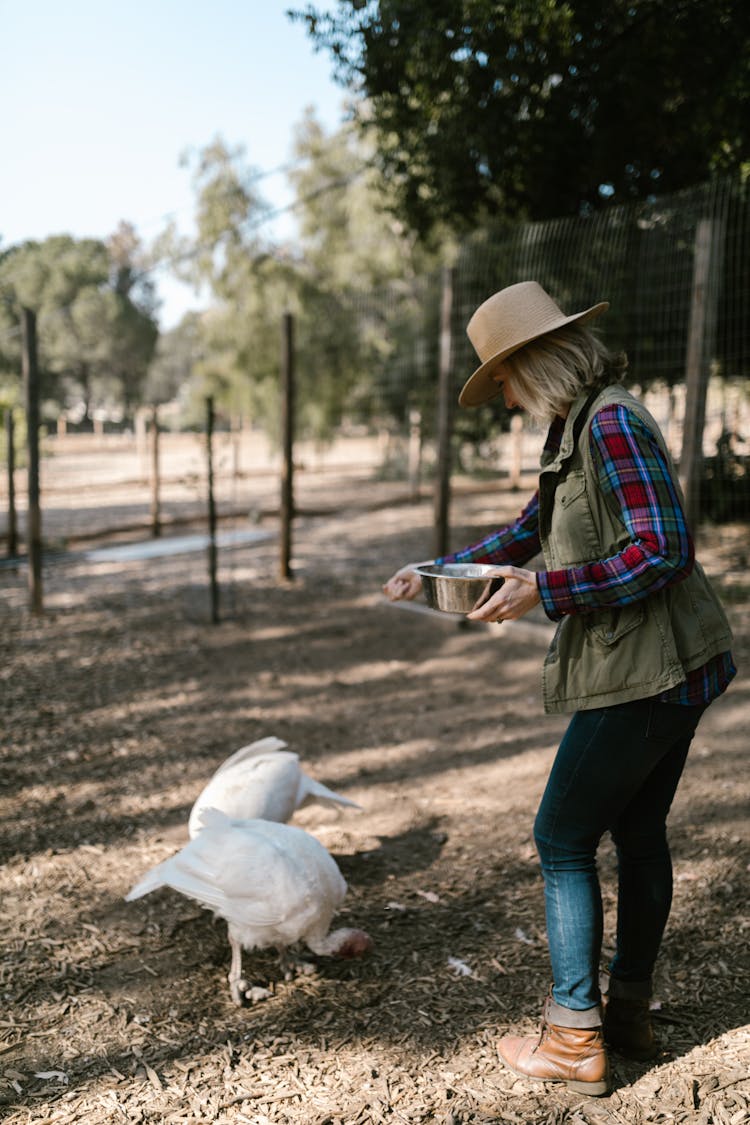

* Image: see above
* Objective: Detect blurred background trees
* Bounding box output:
[0,229,158,425]
[148,117,441,442]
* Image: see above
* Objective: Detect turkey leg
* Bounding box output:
[228,936,248,1005]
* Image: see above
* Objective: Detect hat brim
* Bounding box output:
[458,301,609,408]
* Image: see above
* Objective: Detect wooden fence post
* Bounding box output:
[433,267,455,559]
[279,312,295,581]
[206,396,220,624]
[680,218,723,528]
[22,308,43,614]
[6,408,17,557]
[135,406,149,480]
[150,405,161,538]
[408,408,422,501]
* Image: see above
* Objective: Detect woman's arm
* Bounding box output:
[537,404,694,621]
[436,490,543,568]
[383,493,541,603]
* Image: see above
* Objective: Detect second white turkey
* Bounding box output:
[187,735,361,838]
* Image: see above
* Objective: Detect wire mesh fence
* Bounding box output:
[2,175,749,600]
[336,174,750,526]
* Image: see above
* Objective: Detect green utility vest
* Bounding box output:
[538,384,733,714]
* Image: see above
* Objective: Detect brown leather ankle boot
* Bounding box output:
[603,996,658,1060]
[497,998,611,1096]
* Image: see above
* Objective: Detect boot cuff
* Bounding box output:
[546,997,603,1029]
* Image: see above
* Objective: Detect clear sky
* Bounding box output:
[1,0,348,325]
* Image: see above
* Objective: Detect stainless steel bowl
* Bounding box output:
[415,563,505,614]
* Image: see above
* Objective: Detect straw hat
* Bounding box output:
[459,281,609,407]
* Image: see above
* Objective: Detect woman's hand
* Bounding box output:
[467,566,541,623]
[382,561,431,602]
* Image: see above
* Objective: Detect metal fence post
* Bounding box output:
[150,404,161,538]
[408,408,422,500]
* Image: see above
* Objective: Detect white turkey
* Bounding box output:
[125,808,372,1004]
[187,736,361,838]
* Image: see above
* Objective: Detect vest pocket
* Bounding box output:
[586,603,646,646]
[557,472,587,509]
[548,470,600,564]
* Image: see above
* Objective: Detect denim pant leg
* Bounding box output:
[609,702,706,985]
[533,698,706,1011]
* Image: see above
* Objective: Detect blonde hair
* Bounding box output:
[502,324,628,424]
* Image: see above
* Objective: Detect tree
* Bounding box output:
[108,220,159,313]
[287,109,444,437]
[0,233,158,421]
[291,0,750,236]
[161,136,294,431]
[143,312,203,407]
[288,107,438,286]
[168,124,442,442]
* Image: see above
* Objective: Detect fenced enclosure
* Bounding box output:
[345,175,750,531]
[2,176,749,610]
[2,180,749,1125]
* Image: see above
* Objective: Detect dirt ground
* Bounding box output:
[1,468,749,1125]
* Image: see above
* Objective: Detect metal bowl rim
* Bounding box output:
[415,563,500,582]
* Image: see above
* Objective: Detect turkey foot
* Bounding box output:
[278,946,317,980]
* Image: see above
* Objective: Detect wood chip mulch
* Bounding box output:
[2,486,748,1125]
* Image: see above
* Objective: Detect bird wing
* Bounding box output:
[126,811,240,911]
[188,751,302,836]
[212,736,288,776]
[125,859,172,901]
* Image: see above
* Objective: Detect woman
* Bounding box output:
[384,281,735,1097]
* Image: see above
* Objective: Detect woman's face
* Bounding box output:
[493,366,521,410]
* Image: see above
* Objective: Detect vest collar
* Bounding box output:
[541,388,600,472]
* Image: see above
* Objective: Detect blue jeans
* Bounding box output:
[533,697,707,1011]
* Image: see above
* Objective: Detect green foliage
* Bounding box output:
[291,0,750,236]
[0,232,158,420]
[287,111,443,438]
[170,121,443,443]
[143,312,202,407]
[288,109,441,284]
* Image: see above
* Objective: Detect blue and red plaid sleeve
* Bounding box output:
[435,489,542,569]
[536,404,694,620]
[434,416,567,568]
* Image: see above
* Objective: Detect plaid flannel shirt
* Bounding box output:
[438,403,735,705]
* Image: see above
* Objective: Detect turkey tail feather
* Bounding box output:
[298,776,361,811]
[125,863,168,901]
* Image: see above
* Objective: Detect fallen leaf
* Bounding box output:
[145,1064,163,1090]
[34,1070,69,1084]
[415,890,440,903]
